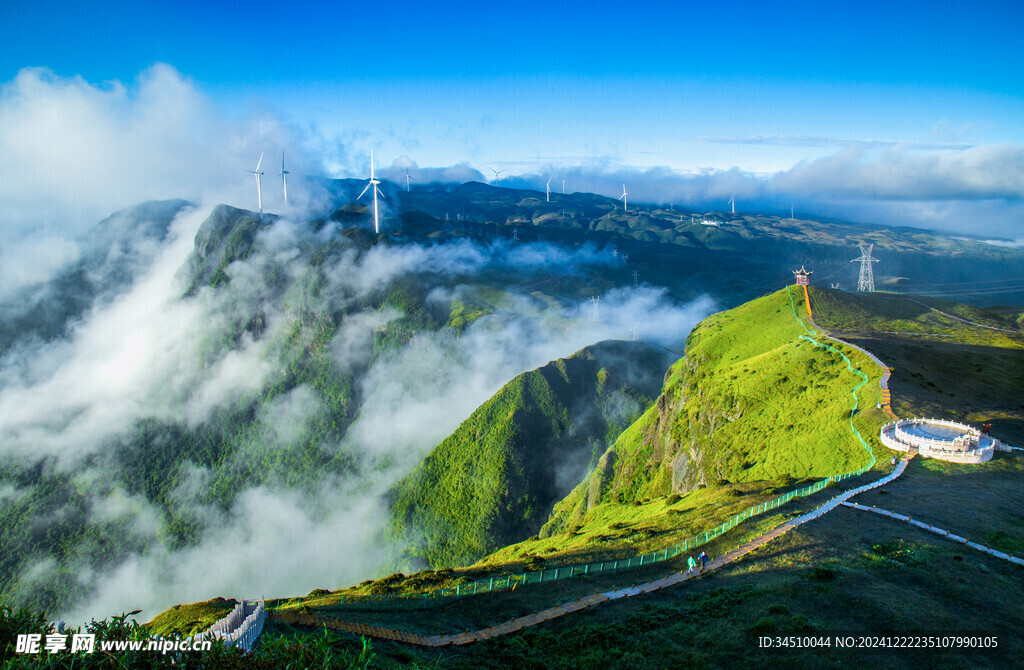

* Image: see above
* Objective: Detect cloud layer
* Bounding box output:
[0,65,323,299]
[497,146,1024,239]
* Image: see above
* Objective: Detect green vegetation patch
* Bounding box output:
[387,341,672,568]
[146,597,238,637]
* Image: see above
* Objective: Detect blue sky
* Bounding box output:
[3,0,1022,171]
[1,0,1024,237]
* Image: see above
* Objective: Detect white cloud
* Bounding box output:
[0,65,324,297]
[379,156,486,185]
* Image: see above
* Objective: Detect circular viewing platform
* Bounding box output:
[880,418,1002,464]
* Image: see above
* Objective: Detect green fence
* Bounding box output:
[275,288,882,613]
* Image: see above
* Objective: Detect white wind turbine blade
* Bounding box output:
[370,150,375,179]
[358,183,371,199]
[255,152,263,172]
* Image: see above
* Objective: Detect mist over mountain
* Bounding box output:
[0,198,711,622]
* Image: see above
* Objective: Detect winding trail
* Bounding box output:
[798,284,898,420]
[841,502,1024,566]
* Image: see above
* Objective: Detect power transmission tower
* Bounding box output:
[851,242,879,292]
[590,296,600,321]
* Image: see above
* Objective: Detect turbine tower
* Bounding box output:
[590,296,600,321]
[358,150,385,234]
[619,184,628,212]
[546,178,552,202]
[851,242,879,292]
[405,170,414,192]
[280,152,289,205]
[562,179,565,195]
[491,168,503,182]
[729,196,735,214]
[247,153,265,220]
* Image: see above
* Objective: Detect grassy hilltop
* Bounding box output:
[539,286,887,537]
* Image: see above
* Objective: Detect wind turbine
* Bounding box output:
[280,152,289,205]
[546,178,552,202]
[562,179,565,195]
[491,168,503,182]
[729,196,735,214]
[247,153,264,220]
[405,170,414,192]
[358,150,385,234]
[619,184,628,212]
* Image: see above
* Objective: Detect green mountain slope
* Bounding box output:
[542,287,887,536]
[388,340,675,568]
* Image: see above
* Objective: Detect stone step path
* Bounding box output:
[841,502,1024,567]
[269,458,912,648]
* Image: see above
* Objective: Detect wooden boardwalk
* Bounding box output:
[271,458,913,647]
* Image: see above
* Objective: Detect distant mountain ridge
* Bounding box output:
[303,178,1024,306]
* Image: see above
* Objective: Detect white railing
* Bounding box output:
[186,598,267,652]
[880,420,996,464]
[892,417,981,452]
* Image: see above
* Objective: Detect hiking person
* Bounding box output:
[698,551,708,571]
[687,556,696,575]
